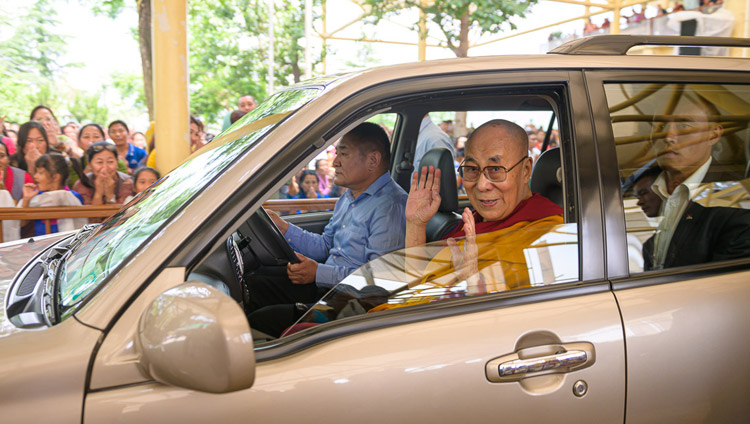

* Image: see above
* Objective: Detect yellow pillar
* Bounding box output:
[724,0,749,57]
[611,0,621,35]
[322,0,328,74]
[418,0,427,61]
[152,0,190,175]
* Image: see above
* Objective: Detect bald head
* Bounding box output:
[462,119,533,222]
[467,119,528,158]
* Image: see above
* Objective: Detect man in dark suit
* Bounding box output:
[644,202,750,270]
[644,92,750,269]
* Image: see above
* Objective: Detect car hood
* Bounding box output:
[0,233,72,337]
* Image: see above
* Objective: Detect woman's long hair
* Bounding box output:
[12,121,49,171]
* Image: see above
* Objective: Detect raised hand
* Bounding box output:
[447,208,482,294]
[21,183,39,207]
[101,175,116,200]
[24,144,42,168]
[405,165,442,227]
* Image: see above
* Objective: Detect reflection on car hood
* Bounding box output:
[0,233,71,337]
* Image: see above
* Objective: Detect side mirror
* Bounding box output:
[136,282,255,393]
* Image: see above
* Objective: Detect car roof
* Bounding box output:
[296,35,750,92]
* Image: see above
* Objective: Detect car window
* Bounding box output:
[604,82,750,274]
[267,113,400,218]
[279,98,581,338]
[59,87,323,320]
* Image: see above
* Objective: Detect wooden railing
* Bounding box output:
[0,198,341,243]
[0,196,471,243]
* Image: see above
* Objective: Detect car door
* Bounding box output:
[84,69,626,423]
[587,70,750,423]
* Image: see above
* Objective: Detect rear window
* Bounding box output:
[605,82,750,273]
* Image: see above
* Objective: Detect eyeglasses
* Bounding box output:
[459,156,528,182]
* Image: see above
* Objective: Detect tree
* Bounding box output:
[187,0,267,124]
[0,0,70,121]
[362,0,538,58]
[84,0,154,120]
[274,0,324,85]
[86,0,322,126]
[68,90,110,124]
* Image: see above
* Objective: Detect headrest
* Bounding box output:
[530,147,563,209]
[417,148,458,213]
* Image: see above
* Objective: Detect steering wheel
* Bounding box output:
[236,208,300,266]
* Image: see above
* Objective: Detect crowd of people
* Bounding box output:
[573,0,727,38]
[0,94,263,241]
[0,103,223,241]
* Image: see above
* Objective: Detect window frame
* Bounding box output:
[584,69,750,287]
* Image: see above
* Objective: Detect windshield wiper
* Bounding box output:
[5,224,99,328]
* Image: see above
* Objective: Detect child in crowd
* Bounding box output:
[124,166,160,203]
[17,153,86,239]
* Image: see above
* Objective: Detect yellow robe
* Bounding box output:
[371,215,564,312]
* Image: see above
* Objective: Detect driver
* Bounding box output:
[253,122,408,315]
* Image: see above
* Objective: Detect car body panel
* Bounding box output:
[85,291,625,423]
[88,267,186,390]
[0,314,100,422]
[615,271,750,424]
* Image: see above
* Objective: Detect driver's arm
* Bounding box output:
[267,208,332,261]
[315,200,407,287]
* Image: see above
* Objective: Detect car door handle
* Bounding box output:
[485,342,595,383]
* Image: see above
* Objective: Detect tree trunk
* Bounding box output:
[139,0,154,121]
[453,11,470,137]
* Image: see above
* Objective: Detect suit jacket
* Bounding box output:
[644,202,750,270]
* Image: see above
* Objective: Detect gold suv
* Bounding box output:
[1,35,748,423]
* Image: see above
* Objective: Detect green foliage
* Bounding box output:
[0,0,70,121]
[362,0,538,56]
[188,0,267,124]
[68,90,109,124]
[88,0,127,19]
[110,71,147,111]
[187,0,324,125]
[273,0,324,85]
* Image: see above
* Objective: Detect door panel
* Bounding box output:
[615,271,750,424]
[85,291,624,423]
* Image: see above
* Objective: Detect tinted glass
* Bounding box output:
[605,83,750,273]
[274,107,579,340]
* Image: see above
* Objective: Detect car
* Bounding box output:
[1,35,748,423]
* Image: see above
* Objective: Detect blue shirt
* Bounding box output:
[126,144,147,170]
[285,172,408,288]
[413,116,454,169]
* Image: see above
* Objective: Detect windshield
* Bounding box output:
[286,222,579,337]
[58,87,322,320]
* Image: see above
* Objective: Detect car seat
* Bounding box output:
[417,148,462,242]
[530,147,563,209]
